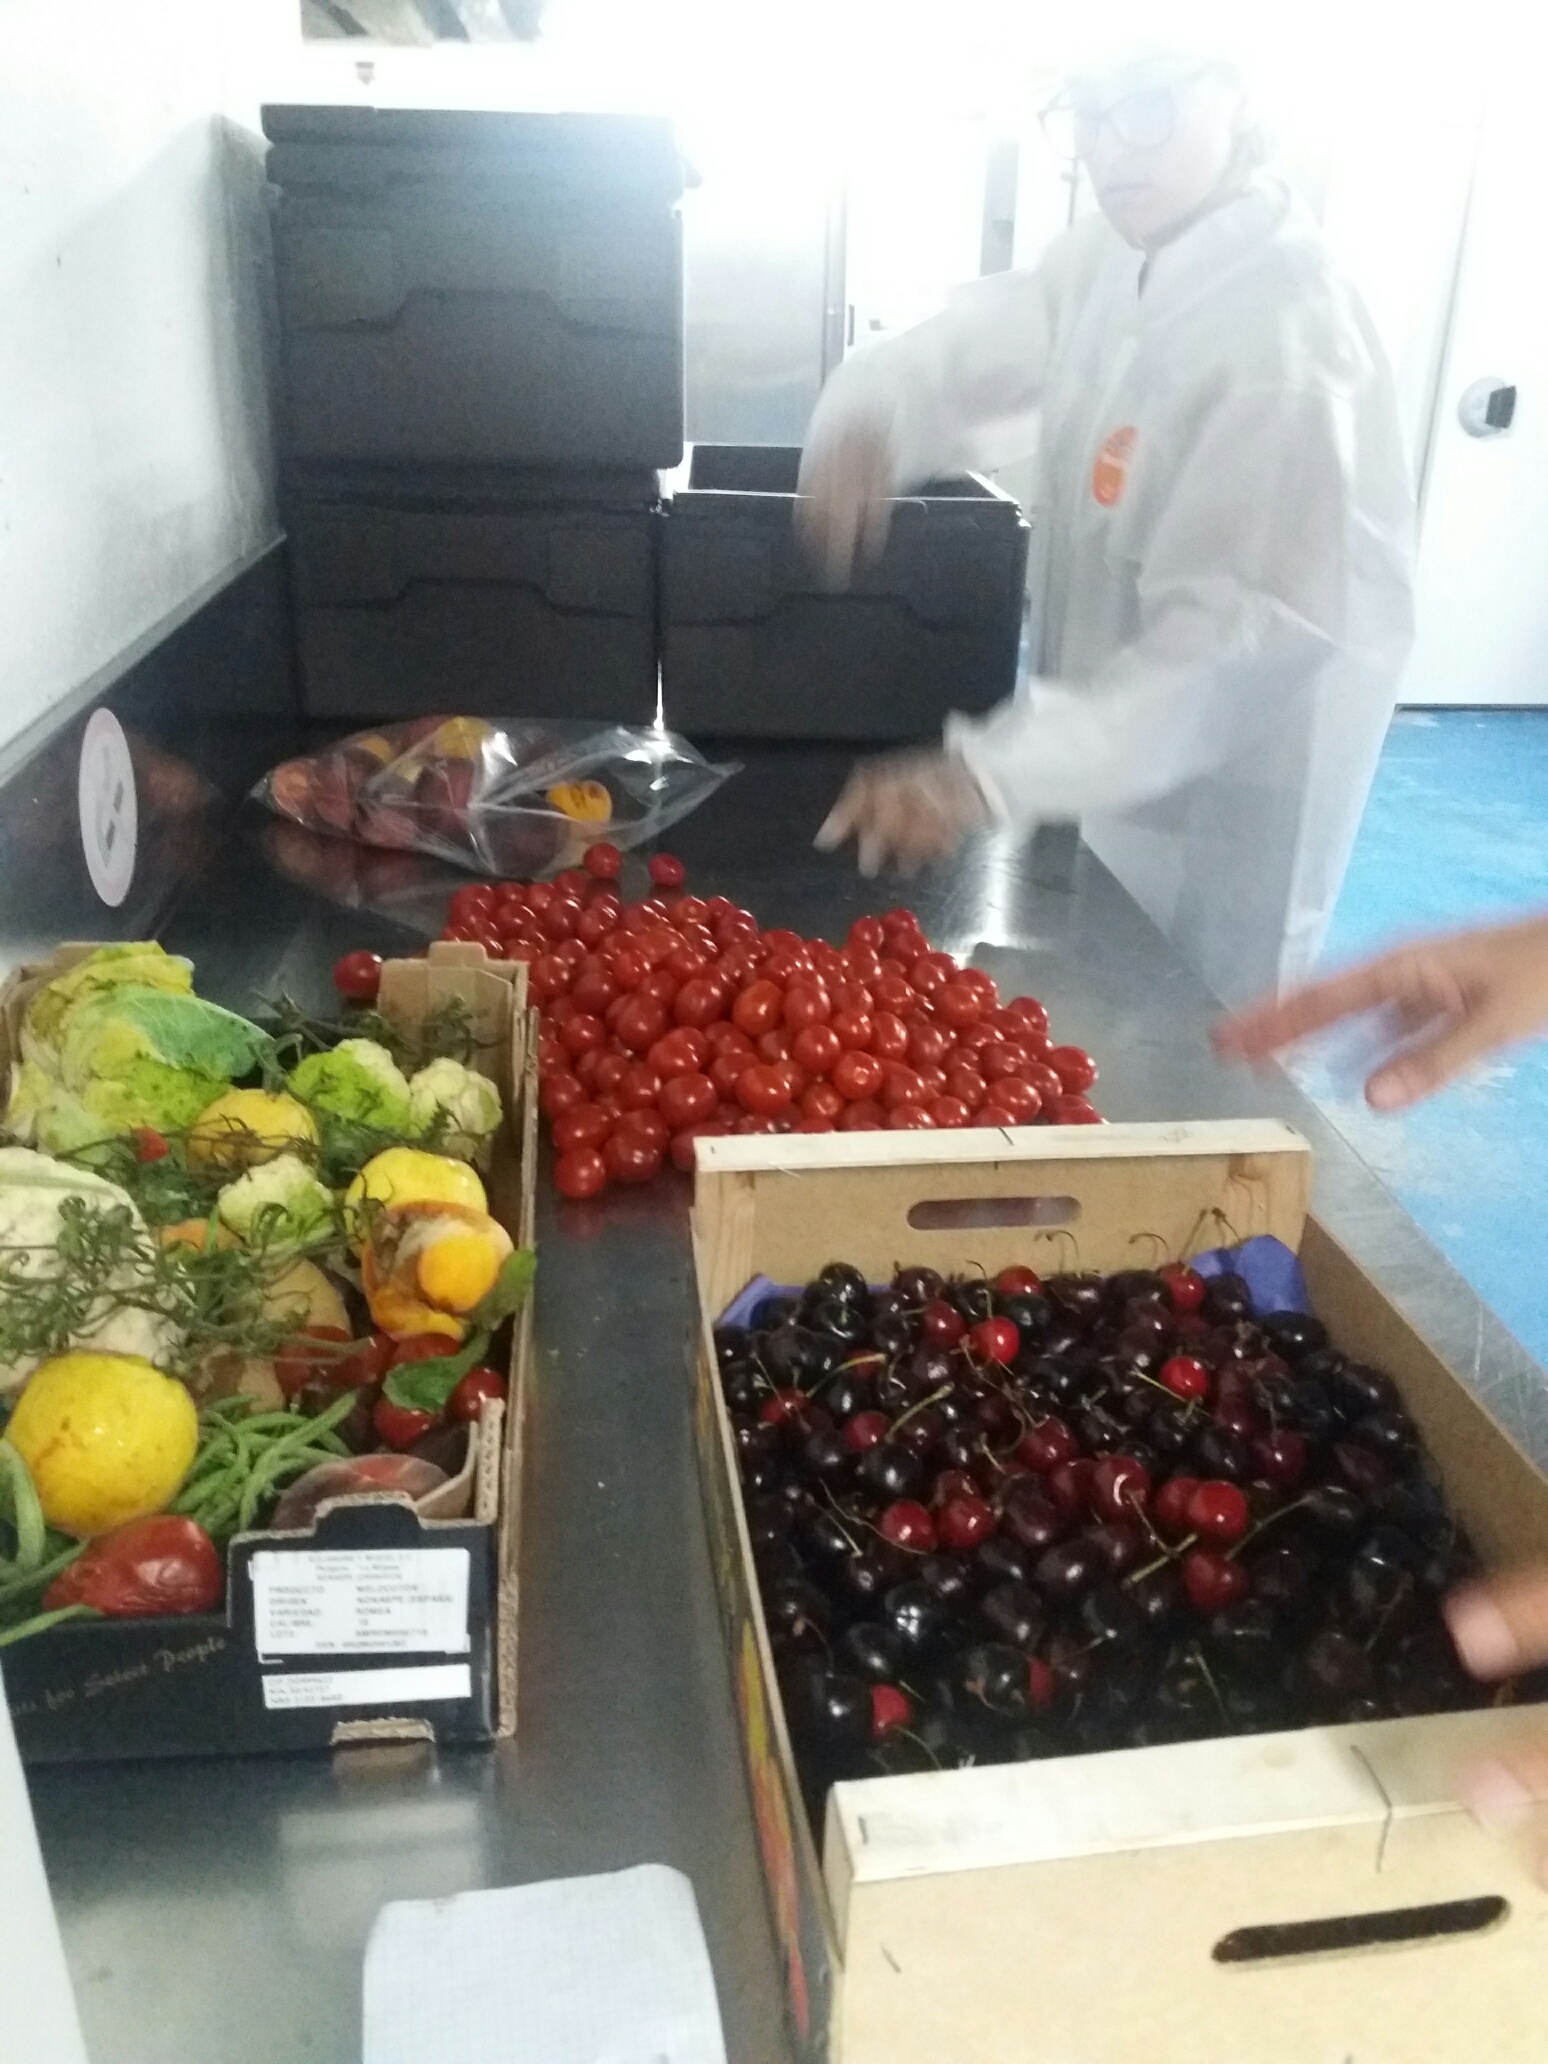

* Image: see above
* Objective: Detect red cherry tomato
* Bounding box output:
[847,916,886,952]
[552,1103,614,1153]
[735,1063,793,1116]
[886,1103,935,1130]
[669,977,720,1029]
[448,1365,508,1423]
[938,980,985,1029]
[943,1064,987,1110]
[570,971,618,1017]
[613,996,669,1053]
[756,1027,794,1063]
[928,1095,971,1129]
[617,1065,662,1111]
[648,853,686,889]
[131,1125,171,1164]
[554,1146,608,1199]
[730,980,783,1037]
[982,1044,1032,1084]
[910,951,957,996]
[559,1013,607,1060]
[540,1073,587,1122]
[837,1100,886,1131]
[592,1052,630,1096]
[870,1012,910,1062]
[831,1008,875,1051]
[832,1050,886,1102]
[782,983,832,1032]
[659,1072,718,1129]
[880,1066,928,1111]
[1049,1045,1099,1093]
[873,974,917,1018]
[791,1024,843,1077]
[906,1020,951,1069]
[333,949,384,1004]
[1052,1095,1104,1124]
[704,1020,752,1055]
[1006,995,1051,1039]
[799,1080,846,1124]
[373,1395,438,1450]
[449,885,496,924]
[603,1128,665,1184]
[618,1106,670,1155]
[710,1050,755,1099]
[583,842,623,879]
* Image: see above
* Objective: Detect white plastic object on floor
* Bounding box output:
[362,1862,728,2064]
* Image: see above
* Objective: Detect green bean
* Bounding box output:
[0,1538,85,1610]
[0,1603,99,1647]
[0,1439,44,1574]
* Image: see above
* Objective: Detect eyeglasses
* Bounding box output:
[1039,67,1215,164]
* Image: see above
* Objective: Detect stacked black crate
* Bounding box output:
[659,445,1031,742]
[263,106,683,723]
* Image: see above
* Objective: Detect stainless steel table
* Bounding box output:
[23,746,1548,2064]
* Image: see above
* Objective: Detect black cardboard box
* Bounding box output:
[2,944,536,1763]
[264,107,685,470]
[660,445,1029,741]
[287,488,660,724]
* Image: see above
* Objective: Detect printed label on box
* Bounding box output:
[262,1663,473,1712]
[250,1549,471,1660]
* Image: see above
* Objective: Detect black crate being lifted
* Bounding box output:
[286,479,659,724]
[262,107,686,472]
[660,446,1030,741]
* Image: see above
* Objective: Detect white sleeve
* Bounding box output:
[799,262,1065,493]
[947,381,1400,821]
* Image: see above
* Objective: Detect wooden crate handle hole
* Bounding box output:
[1213,1894,1508,1967]
[907,1195,1081,1232]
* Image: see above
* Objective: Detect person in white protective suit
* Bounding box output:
[802,44,1415,1007]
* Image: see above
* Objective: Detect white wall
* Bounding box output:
[0,0,293,759]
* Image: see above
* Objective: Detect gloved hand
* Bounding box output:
[794,407,896,590]
[814,749,994,878]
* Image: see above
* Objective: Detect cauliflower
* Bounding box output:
[216,1153,335,1249]
[407,1059,503,1162]
[0,1146,178,1393]
[289,1039,413,1134]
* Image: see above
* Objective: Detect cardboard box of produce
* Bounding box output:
[0,941,536,1761]
[690,1124,1548,2064]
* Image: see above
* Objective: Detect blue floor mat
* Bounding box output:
[1289,709,1548,1362]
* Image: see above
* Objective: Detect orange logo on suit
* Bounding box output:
[1092,426,1138,506]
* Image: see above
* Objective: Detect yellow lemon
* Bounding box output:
[187,1089,317,1172]
[345,1148,486,1224]
[8,1352,198,1537]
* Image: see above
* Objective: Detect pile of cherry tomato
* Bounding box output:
[437,846,1102,1201]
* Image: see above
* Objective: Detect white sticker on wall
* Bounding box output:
[77,708,137,907]
[250,1548,472,1660]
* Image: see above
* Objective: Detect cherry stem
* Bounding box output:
[1227,1493,1310,1560]
[891,1383,954,1437]
[1126,1534,1197,1585]
[1129,1231,1171,1264]
[1190,1642,1230,1724]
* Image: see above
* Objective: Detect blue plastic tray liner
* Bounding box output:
[715,1236,1312,1329]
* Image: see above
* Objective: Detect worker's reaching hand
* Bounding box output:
[794,409,896,591]
[1213,912,1548,1110]
[815,749,993,878]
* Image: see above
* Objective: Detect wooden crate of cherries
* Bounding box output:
[717,1253,1503,1831]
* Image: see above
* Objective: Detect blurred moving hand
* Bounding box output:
[794,410,895,590]
[1213,912,1548,1110]
[1447,1570,1548,1872]
[815,750,993,878]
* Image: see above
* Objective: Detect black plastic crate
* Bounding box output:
[286,486,659,724]
[660,445,1029,741]
[264,107,685,470]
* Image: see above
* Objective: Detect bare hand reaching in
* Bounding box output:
[1213,912,1548,1110]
